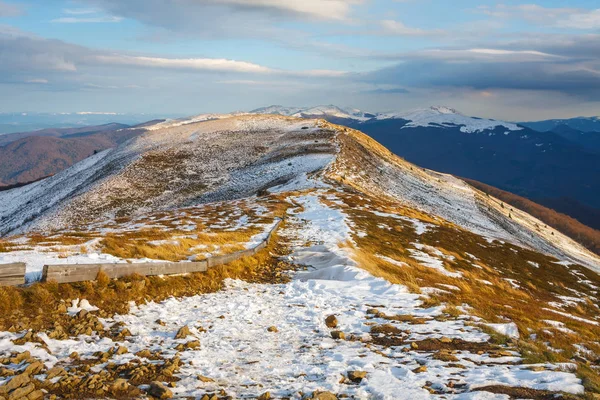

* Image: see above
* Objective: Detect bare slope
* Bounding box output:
[0,115,598,271]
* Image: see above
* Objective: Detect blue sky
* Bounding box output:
[1,0,599,120]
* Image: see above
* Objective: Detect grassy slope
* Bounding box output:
[465,178,600,256]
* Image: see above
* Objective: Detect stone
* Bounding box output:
[174,326,191,339]
[7,383,35,400]
[366,309,382,316]
[69,352,79,360]
[148,381,173,399]
[1,373,30,393]
[308,391,337,400]
[57,304,67,313]
[267,326,278,333]
[325,315,338,329]
[258,392,271,400]
[76,309,88,319]
[410,342,419,350]
[347,370,367,383]
[440,337,452,344]
[27,390,44,400]
[412,366,428,373]
[110,378,129,393]
[115,346,128,355]
[23,361,43,376]
[46,367,66,380]
[331,331,346,340]
[135,350,152,358]
[185,340,200,350]
[197,375,215,383]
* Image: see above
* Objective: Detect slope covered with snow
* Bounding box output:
[376,106,523,133]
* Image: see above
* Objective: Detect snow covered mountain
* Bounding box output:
[1,114,600,399]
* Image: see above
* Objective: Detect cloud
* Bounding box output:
[0,1,22,17]
[477,4,600,30]
[363,87,410,94]
[364,43,600,99]
[0,29,347,85]
[25,78,48,84]
[78,0,362,40]
[51,16,123,23]
[379,20,445,36]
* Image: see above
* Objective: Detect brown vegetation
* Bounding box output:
[465,178,600,255]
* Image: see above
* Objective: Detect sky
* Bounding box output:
[0,0,599,121]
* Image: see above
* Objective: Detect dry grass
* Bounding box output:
[0,222,291,332]
[334,189,600,394]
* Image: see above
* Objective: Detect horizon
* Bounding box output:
[0,0,599,121]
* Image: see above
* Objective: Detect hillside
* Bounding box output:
[253,106,600,231]
[465,178,600,256]
[0,127,144,187]
[0,115,599,399]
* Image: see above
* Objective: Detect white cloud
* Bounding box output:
[556,9,600,30]
[477,4,600,30]
[213,0,361,21]
[379,20,444,36]
[25,78,48,84]
[51,16,123,23]
[0,1,22,17]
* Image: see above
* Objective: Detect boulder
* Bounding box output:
[267,326,278,333]
[148,381,173,399]
[174,326,191,339]
[325,315,338,329]
[331,331,346,340]
[307,391,337,400]
[347,370,367,383]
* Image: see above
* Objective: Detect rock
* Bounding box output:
[197,375,215,383]
[23,361,43,376]
[412,366,428,373]
[7,383,34,399]
[27,389,44,400]
[347,370,367,383]
[1,373,30,393]
[119,328,132,338]
[174,325,191,339]
[258,392,271,400]
[366,308,382,316]
[115,346,128,355]
[325,315,338,329]
[10,352,30,364]
[308,391,337,400]
[45,366,66,381]
[57,304,67,313]
[185,340,200,350]
[76,309,88,319]
[69,352,79,360]
[331,331,346,340]
[110,378,129,393]
[155,319,166,326]
[135,350,152,358]
[267,326,278,333]
[410,342,418,350]
[148,381,173,399]
[440,337,452,344]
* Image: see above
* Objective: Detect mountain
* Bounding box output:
[0,112,180,135]
[0,123,129,147]
[251,105,376,124]
[254,106,600,231]
[0,114,599,399]
[521,116,600,133]
[0,125,146,186]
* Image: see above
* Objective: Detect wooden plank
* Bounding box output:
[43,261,208,284]
[0,262,26,286]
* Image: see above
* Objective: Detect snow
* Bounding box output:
[376,106,523,134]
[484,323,520,339]
[0,191,586,398]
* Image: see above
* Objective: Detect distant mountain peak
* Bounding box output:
[429,106,460,115]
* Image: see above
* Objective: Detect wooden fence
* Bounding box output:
[0,219,281,286]
[40,219,282,284]
[0,263,26,286]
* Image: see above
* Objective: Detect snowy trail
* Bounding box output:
[0,191,585,399]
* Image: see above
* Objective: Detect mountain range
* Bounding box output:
[0,114,599,398]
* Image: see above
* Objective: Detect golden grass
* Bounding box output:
[333,189,600,394]
[0,222,290,332]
